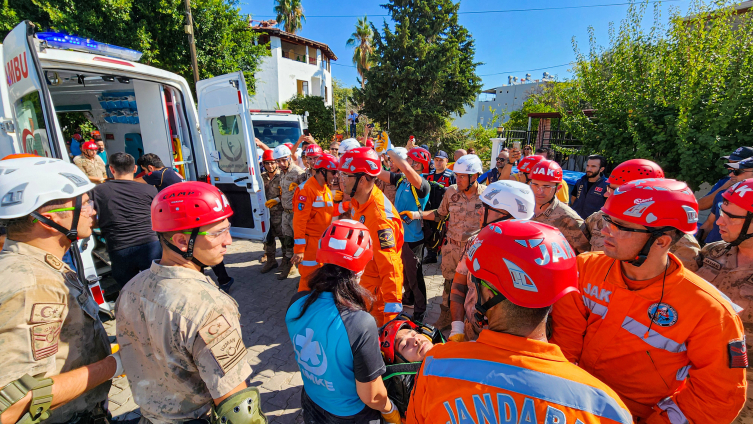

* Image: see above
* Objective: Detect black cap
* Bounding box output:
[435,150,449,159]
[726,157,753,169]
[420,144,429,151]
[722,146,753,161]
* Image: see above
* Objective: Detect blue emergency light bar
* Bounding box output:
[36,32,143,62]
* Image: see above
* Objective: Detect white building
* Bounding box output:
[249,26,336,109]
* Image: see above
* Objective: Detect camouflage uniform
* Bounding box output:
[584,210,701,271]
[454,229,483,341]
[262,171,283,260]
[73,155,107,182]
[276,164,306,260]
[433,183,486,324]
[694,241,753,424]
[0,241,111,423]
[376,178,398,204]
[532,198,590,254]
[115,262,252,424]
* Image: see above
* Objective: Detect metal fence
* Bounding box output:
[498,129,599,172]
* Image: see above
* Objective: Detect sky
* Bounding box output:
[240,0,693,90]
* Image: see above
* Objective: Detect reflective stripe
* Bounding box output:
[421,357,632,424]
[300,260,318,266]
[298,180,307,191]
[582,296,608,319]
[294,239,306,245]
[326,201,333,207]
[621,317,687,353]
[384,302,403,313]
[312,202,326,207]
[338,203,346,214]
[382,192,396,219]
[657,397,689,424]
[676,364,691,381]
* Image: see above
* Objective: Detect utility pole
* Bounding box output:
[183,0,200,87]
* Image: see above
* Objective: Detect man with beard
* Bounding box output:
[572,155,608,219]
[261,149,283,272]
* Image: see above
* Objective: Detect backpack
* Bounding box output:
[396,177,448,251]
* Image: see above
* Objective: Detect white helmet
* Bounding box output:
[338,138,361,155]
[272,145,292,160]
[454,154,483,174]
[481,180,535,220]
[393,147,408,160]
[0,157,94,219]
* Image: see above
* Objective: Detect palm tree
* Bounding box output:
[346,16,374,89]
[274,0,305,34]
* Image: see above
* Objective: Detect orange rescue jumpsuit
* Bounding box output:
[293,176,343,291]
[551,252,747,423]
[406,331,633,424]
[350,184,404,326]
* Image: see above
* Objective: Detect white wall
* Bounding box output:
[249,37,281,110]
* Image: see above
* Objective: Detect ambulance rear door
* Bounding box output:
[2,21,65,159]
[196,71,269,240]
[0,47,18,158]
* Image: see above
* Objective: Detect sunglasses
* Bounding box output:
[182,226,231,239]
[730,168,752,176]
[496,158,508,162]
[719,208,748,220]
[601,215,654,234]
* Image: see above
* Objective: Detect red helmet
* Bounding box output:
[262,149,275,162]
[72,133,82,141]
[313,153,338,171]
[284,143,294,152]
[338,146,382,176]
[81,140,98,151]
[602,178,698,234]
[379,319,418,364]
[407,147,431,174]
[466,220,578,308]
[722,180,753,213]
[151,182,233,232]
[316,219,373,272]
[517,155,545,174]
[529,159,563,183]
[365,139,374,148]
[607,159,664,185]
[305,144,323,157]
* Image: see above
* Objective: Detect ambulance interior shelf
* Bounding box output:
[98,90,139,125]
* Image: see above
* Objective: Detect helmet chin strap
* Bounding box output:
[482,206,512,227]
[162,228,208,268]
[728,212,753,250]
[349,173,365,198]
[626,228,669,267]
[30,195,90,285]
[473,277,507,328]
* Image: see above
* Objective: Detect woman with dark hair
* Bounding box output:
[286,220,401,424]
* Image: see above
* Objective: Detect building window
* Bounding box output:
[325,86,328,102]
[297,80,309,96]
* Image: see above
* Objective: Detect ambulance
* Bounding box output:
[1,21,296,308]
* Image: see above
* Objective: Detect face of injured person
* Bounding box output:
[395,328,434,362]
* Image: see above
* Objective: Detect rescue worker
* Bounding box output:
[302,144,323,180]
[0,157,121,424]
[406,220,632,424]
[420,154,486,330]
[447,180,535,342]
[551,178,747,423]
[571,154,608,220]
[339,147,404,326]
[376,147,407,205]
[272,144,305,280]
[286,220,401,424]
[73,140,107,184]
[116,182,266,424]
[512,154,570,203]
[260,149,283,272]
[530,159,590,253]
[583,159,701,270]
[694,178,753,423]
[424,150,456,265]
[292,153,343,290]
[381,147,432,323]
[335,138,362,219]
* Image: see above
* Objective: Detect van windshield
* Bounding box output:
[252,120,301,149]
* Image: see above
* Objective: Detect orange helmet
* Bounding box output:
[2,153,40,160]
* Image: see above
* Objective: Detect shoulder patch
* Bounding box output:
[728,339,748,368]
[30,303,66,323]
[703,257,722,271]
[378,228,396,249]
[199,315,232,346]
[44,254,63,270]
[31,321,61,360]
[208,329,247,375]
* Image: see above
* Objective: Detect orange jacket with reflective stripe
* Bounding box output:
[551,252,746,423]
[406,331,632,424]
[292,177,335,255]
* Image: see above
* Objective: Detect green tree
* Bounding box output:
[274,0,305,34]
[346,16,374,89]
[0,0,269,95]
[332,78,354,134]
[286,95,335,143]
[505,82,560,130]
[355,0,482,144]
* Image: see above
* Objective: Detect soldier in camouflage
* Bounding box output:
[260,149,283,273]
[421,154,486,330]
[73,140,107,184]
[272,145,306,280]
[116,182,265,424]
[529,160,590,253]
[0,158,119,424]
[694,180,753,424]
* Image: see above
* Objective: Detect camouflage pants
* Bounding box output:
[264,211,283,258]
[439,241,463,312]
[733,364,753,423]
[282,210,294,238]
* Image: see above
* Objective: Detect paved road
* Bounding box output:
[106,239,446,424]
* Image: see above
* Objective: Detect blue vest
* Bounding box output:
[394,176,429,243]
[286,293,365,416]
[572,175,608,219]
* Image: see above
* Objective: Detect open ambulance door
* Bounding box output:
[197,71,269,241]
